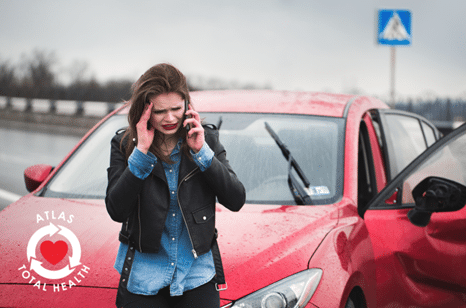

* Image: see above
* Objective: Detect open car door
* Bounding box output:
[360,122,466,308]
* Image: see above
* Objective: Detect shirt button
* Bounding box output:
[151,164,154,167]
[172,237,175,241]
[198,157,202,160]
[171,191,175,195]
[171,263,175,266]
[173,213,176,217]
[203,216,207,220]
[169,169,173,173]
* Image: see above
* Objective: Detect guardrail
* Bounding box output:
[0,96,125,136]
[0,96,124,118]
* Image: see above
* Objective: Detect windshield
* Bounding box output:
[43,113,345,205]
[44,116,126,199]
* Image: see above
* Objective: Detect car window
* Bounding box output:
[42,113,345,205]
[384,114,427,176]
[358,122,377,208]
[401,132,466,204]
[421,121,436,147]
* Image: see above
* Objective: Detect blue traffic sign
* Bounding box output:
[378,10,411,46]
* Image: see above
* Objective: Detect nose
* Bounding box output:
[165,111,175,122]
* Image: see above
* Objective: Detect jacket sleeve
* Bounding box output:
[105,133,144,222]
[202,126,246,212]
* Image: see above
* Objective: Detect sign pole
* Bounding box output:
[377,9,411,107]
[390,46,396,106]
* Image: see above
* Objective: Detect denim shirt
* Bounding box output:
[114,140,216,296]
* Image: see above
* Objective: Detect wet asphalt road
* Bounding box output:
[0,127,81,211]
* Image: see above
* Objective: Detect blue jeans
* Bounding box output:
[117,279,220,308]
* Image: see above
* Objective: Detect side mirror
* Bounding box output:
[408,177,466,227]
[24,164,53,192]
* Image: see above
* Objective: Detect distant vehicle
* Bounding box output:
[1,90,466,307]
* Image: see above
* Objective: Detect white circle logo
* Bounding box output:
[27,222,81,280]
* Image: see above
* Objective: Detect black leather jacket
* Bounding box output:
[105,125,246,257]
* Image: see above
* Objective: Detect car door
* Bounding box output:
[361,122,466,308]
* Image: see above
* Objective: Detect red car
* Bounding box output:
[1,90,466,307]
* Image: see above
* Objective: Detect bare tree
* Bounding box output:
[19,49,57,98]
[0,59,17,96]
[67,60,91,85]
[103,79,133,102]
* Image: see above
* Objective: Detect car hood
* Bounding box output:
[0,195,121,288]
[215,203,339,300]
[0,196,339,298]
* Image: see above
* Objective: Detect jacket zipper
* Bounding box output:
[177,167,200,259]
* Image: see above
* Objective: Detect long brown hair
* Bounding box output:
[122,63,192,163]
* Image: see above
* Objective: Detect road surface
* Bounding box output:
[0,127,81,210]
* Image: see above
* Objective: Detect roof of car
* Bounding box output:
[118,90,387,118]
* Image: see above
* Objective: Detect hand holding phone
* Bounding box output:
[184,100,205,153]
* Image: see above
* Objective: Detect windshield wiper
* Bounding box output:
[216,116,223,130]
[264,122,312,205]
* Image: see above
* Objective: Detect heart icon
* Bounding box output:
[40,240,68,265]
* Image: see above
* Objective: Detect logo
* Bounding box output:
[18,211,91,292]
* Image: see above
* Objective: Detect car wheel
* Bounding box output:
[345,297,356,308]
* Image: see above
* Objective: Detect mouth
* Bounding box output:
[162,123,178,131]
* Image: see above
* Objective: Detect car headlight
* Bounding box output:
[229,269,322,308]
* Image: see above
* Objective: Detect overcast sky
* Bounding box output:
[1,0,465,100]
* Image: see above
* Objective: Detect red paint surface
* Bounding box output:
[365,207,466,307]
[24,164,53,192]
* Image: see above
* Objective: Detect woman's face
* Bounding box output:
[148,92,186,137]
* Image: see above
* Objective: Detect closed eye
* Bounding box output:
[152,107,182,114]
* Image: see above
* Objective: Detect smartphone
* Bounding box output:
[184,100,191,132]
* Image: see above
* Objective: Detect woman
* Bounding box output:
[105,63,246,307]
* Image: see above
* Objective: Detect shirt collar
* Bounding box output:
[169,138,183,159]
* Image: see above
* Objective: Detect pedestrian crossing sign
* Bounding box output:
[378,9,412,46]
